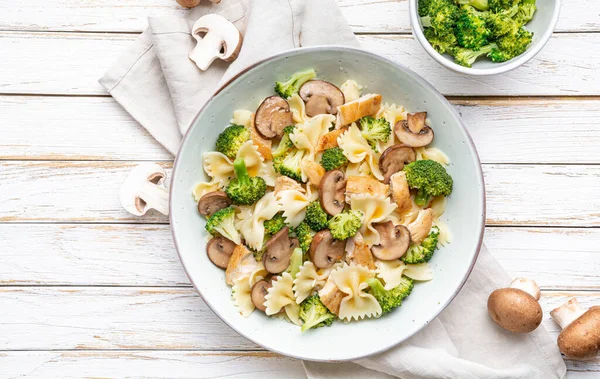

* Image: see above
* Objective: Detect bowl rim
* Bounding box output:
[408,0,562,76]
[170,45,487,361]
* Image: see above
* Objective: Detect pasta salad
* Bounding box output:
[193,69,454,331]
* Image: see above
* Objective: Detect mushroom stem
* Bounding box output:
[137,180,170,216]
[189,31,224,71]
[551,298,587,330]
[509,277,541,301]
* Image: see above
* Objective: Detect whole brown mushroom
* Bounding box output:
[487,277,543,333]
[551,298,600,360]
[176,0,220,7]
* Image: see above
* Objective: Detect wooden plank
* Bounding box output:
[0,0,596,33]
[2,224,599,290]
[1,161,599,226]
[0,287,596,354]
[3,96,600,164]
[1,32,600,96]
[0,351,306,379]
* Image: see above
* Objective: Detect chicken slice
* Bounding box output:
[316,127,347,152]
[335,94,382,128]
[345,176,389,203]
[318,275,345,315]
[389,171,412,213]
[345,233,376,270]
[225,244,258,285]
[407,208,434,244]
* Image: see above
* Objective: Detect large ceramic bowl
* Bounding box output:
[409,0,561,75]
[170,46,485,361]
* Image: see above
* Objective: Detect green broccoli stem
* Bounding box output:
[366,278,385,297]
[420,16,432,27]
[415,188,433,206]
[233,158,250,185]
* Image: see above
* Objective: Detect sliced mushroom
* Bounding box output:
[310,230,346,269]
[299,80,345,117]
[254,96,293,139]
[251,280,272,312]
[263,227,294,273]
[379,144,416,184]
[319,169,346,216]
[394,112,434,147]
[197,191,232,216]
[120,163,169,216]
[189,14,243,72]
[370,221,411,260]
[206,236,236,269]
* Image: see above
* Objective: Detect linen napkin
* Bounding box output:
[99,0,567,377]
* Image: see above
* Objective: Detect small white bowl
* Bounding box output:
[409,0,561,75]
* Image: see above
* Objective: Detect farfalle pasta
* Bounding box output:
[193,69,454,331]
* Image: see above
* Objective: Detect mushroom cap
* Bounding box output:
[119,163,169,217]
[487,287,543,333]
[299,80,345,117]
[310,230,346,269]
[394,112,434,148]
[557,306,600,360]
[370,221,411,260]
[176,0,201,7]
[251,280,272,312]
[206,236,236,269]
[197,191,232,216]
[189,14,243,71]
[263,227,295,273]
[319,169,346,216]
[254,96,293,139]
[379,144,416,184]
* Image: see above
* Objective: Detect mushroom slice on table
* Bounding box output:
[394,112,434,147]
[299,80,345,117]
[389,171,412,214]
[345,176,389,203]
[310,230,346,269]
[551,298,600,360]
[379,144,416,184]
[319,169,347,216]
[487,277,543,333]
[251,280,272,312]
[335,93,382,128]
[197,191,232,216]
[206,236,236,269]
[263,227,296,274]
[189,14,243,71]
[370,221,411,260]
[120,163,170,216]
[254,96,294,139]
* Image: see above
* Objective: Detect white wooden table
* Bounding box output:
[0,0,599,377]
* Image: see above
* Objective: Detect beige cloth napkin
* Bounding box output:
[99,0,566,377]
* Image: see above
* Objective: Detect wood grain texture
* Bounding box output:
[2,224,599,290]
[1,32,600,96]
[0,351,307,379]
[3,96,600,164]
[1,161,599,226]
[0,0,596,33]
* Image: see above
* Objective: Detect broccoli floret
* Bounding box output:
[205,206,240,244]
[295,221,314,253]
[452,43,495,67]
[486,5,520,38]
[273,149,306,182]
[274,69,317,99]
[488,0,520,13]
[299,294,336,332]
[272,125,296,159]
[424,27,458,54]
[495,26,532,56]
[403,160,453,206]
[305,201,329,231]
[264,212,287,236]
[215,124,250,159]
[225,158,267,205]
[455,7,491,49]
[286,247,304,278]
[328,210,363,240]
[358,116,391,150]
[420,0,459,35]
[419,0,433,17]
[456,0,489,11]
[367,276,414,315]
[320,147,349,172]
[401,226,440,264]
[515,0,536,24]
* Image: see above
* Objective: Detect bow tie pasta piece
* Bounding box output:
[340,80,363,103]
[415,147,451,166]
[238,192,280,250]
[231,109,253,128]
[192,179,221,202]
[375,259,408,290]
[265,272,301,325]
[404,262,434,281]
[434,219,452,247]
[291,114,336,158]
[203,140,264,186]
[350,194,397,246]
[330,263,382,321]
[337,124,384,180]
[258,160,277,187]
[276,186,318,228]
[293,261,331,304]
[288,94,308,124]
[375,103,406,152]
[232,275,255,317]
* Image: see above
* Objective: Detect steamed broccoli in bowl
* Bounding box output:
[419,0,535,67]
